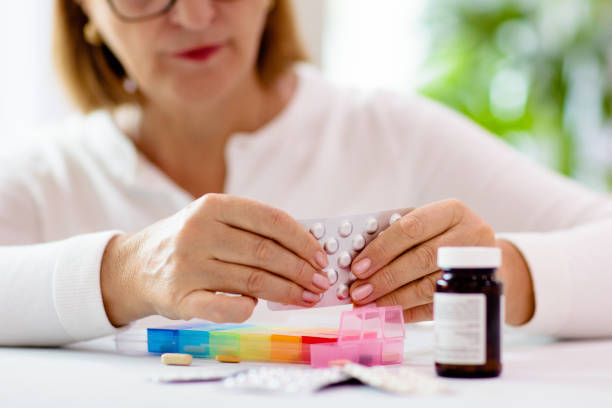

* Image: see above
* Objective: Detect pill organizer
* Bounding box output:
[146,305,405,367]
[309,304,405,368]
[268,208,412,311]
[148,323,339,365]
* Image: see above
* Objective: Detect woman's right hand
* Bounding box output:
[100,194,330,327]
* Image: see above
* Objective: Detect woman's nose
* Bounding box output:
[169,0,216,31]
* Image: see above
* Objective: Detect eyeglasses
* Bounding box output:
[107,0,177,22]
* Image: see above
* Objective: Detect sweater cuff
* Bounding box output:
[496,232,572,336]
[53,231,123,342]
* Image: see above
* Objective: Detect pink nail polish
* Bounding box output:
[315,251,329,269]
[351,284,373,301]
[302,291,321,303]
[352,258,371,277]
[312,273,331,290]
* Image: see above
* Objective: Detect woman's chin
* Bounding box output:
[167,80,233,106]
[150,62,250,109]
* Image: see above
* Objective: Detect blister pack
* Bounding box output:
[223,366,350,394]
[268,208,412,310]
[222,364,449,395]
[150,366,247,383]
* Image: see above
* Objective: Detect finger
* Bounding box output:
[351,199,465,279]
[350,242,442,305]
[179,290,258,323]
[402,303,434,323]
[211,223,331,293]
[201,194,329,270]
[350,224,474,305]
[372,272,443,311]
[199,260,323,308]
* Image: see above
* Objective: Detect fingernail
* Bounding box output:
[352,258,371,277]
[302,290,321,303]
[312,273,331,290]
[351,284,373,302]
[315,251,328,269]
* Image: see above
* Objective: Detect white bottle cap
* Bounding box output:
[437,247,501,269]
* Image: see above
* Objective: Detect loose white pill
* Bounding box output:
[336,284,350,300]
[365,218,378,234]
[337,251,352,268]
[352,234,366,251]
[347,272,357,282]
[389,213,402,225]
[310,223,325,239]
[326,268,339,285]
[338,221,353,237]
[324,238,339,254]
[161,353,193,366]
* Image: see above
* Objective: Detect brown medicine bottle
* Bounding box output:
[434,247,503,378]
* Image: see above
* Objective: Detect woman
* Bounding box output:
[1,0,611,346]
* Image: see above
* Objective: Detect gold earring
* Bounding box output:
[84,21,102,46]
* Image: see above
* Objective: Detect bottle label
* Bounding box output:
[434,293,486,365]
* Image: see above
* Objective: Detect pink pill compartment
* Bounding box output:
[310,305,405,368]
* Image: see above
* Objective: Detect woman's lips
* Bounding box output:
[174,44,223,62]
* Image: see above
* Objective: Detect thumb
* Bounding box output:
[179,290,257,323]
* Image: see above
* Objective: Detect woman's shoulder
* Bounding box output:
[293,64,471,146]
[0,110,132,185]
[298,65,460,125]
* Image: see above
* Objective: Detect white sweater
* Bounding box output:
[2,65,612,345]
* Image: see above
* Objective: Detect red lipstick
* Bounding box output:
[174,44,223,62]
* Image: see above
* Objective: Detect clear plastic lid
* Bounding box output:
[437,246,501,269]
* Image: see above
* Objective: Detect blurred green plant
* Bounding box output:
[419,0,612,186]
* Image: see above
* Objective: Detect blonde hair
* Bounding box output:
[53,0,308,112]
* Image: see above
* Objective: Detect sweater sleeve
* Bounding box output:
[0,156,121,346]
[498,221,612,338]
[402,97,612,338]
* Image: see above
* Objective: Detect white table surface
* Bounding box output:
[2,319,612,408]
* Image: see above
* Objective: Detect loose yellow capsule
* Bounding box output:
[216,355,242,363]
[161,353,193,366]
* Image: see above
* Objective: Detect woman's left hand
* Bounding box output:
[349,199,496,322]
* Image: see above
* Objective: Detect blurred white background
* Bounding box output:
[0,2,72,147]
[0,0,429,148]
[5,0,609,191]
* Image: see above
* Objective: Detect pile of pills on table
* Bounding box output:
[269,208,411,310]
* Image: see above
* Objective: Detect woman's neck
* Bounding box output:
[128,70,297,198]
